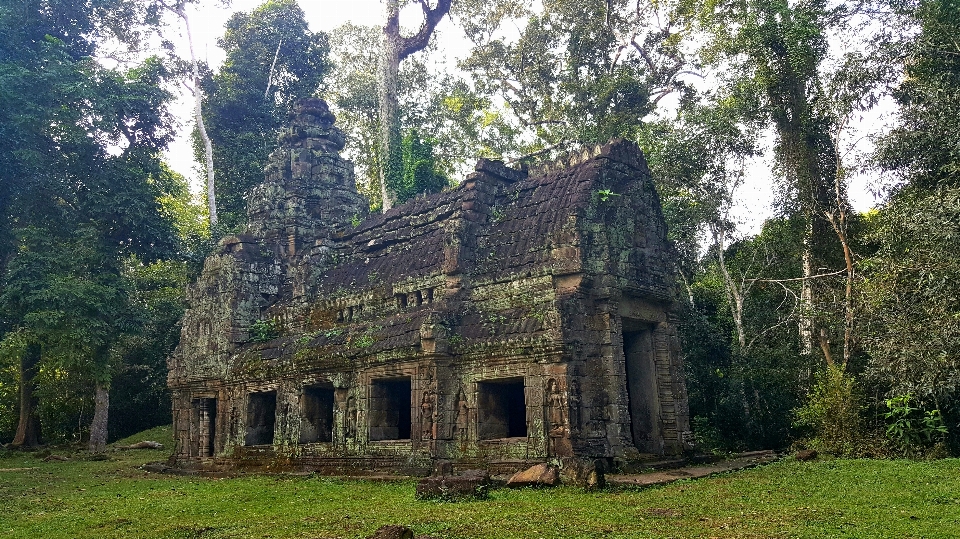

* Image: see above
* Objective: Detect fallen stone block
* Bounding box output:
[416,469,491,501]
[506,463,560,488]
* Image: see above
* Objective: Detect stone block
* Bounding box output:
[558,457,606,489]
[506,463,560,488]
[415,469,491,501]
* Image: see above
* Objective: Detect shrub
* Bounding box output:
[794,366,865,457]
[884,393,948,457]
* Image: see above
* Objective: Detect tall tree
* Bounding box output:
[157,0,220,226]
[457,0,693,159]
[379,0,452,211]
[0,0,178,450]
[329,23,500,210]
[200,0,331,229]
[864,0,960,433]
[693,0,866,360]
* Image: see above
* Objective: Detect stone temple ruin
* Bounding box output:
[168,98,692,476]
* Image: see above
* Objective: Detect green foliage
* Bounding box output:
[595,189,620,202]
[681,217,807,451]
[458,0,685,156]
[388,130,449,205]
[199,0,331,229]
[863,0,960,451]
[0,333,25,443]
[638,95,761,273]
[0,0,182,444]
[249,319,281,343]
[877,0,960,190]
[327,24,509,210]
[351,335,375,349]
[884,393,948,453]
[794,366,865,457]
[107,259,189,441]
[33,365,95,444]
[861,188,960,412]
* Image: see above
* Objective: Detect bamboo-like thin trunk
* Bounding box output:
[717,232,747,351]
[265,38,283,100]
[827,208,854,372]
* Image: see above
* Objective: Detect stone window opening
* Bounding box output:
[477,378,527,439]
[245,391,277,446]
[369,377,412,441]
[425,288,434,304]
[300,384,335,443]
[396,293,408,310]
[413,290,423,307]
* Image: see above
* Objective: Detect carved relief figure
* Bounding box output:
[546,378,566,455]
[421,389,437,440]
[546,379,565,431]
[455,386,469,441]
[345,396,357,439]
[587,390,610,438]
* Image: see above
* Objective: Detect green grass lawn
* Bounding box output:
[1,427,958,539]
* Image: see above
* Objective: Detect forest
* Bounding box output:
[0,0,957,460]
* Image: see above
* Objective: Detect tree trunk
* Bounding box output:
[174,4,218,226]
[88,383,109,453]
[377,0,452,212]
[799,217,816,356]
[10,343,41,448]
[379,0,402,212]
[715,227,747,351]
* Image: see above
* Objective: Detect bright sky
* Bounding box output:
[162,0,886,237]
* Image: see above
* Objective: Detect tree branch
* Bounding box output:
[398,0,453,61]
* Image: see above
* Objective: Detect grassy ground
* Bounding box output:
[1,427,958,539]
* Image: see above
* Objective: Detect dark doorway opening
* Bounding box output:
[245,391,277,446]
[623,321,661,453]
[477,378,527,439]
[300,384,335,443]
[369,378,411,440]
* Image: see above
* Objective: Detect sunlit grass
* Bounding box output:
[1,426,958,538]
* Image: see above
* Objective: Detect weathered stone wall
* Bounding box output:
[168,98,691,474]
